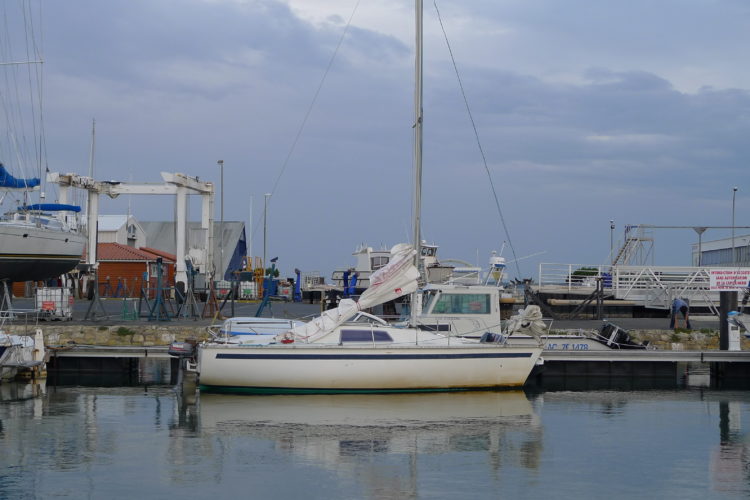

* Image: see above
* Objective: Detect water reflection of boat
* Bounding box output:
[197,390,544,489]
[0,380,46,403]
[0,329,45,381]
[199,390,538,428]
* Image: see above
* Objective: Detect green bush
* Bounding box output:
[572,267,599,277]
[116,326,135,336]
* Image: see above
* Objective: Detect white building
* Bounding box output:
[692,234,750,266]
[97,215,146,248]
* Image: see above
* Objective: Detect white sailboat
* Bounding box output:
[0,3,85,284]
[196,1,542,394]
[0,197,86,283]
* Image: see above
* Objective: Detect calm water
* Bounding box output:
[2,381,750,499]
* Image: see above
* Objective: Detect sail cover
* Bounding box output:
[19,203,81,212]
[280,243,420,343]
[0,163,40,189]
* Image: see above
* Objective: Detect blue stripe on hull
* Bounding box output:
[198,385,523,395]
[215,352,533,360]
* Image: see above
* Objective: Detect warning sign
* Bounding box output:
[709,268,750,291]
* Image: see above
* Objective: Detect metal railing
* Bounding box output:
[537,263,610,292]
[538,263,723,311]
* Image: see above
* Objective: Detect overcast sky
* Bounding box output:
[4,0,750,279]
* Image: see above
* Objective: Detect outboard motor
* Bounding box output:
[596,321,649,349]
[168,339,196,358]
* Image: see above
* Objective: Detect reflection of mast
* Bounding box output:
[409,437,418,497]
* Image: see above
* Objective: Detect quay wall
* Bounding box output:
[3,324,750,351]
[3,324,212,348]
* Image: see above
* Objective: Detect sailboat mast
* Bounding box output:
[413,0,423,267]
[84,118,96,235]
[410,0,424,326]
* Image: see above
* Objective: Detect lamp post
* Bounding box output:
[263,193,271,273]
[217,160,224,279]
[732,186,738,265]
[609,219,615,265]
[693,227,707,267]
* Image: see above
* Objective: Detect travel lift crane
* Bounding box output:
[47,171,215,320]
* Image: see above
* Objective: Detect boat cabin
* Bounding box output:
[418,284,503,336]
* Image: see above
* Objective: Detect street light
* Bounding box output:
[217,160,224,279]
[609,219,615,265]
[732,186,738,265]
[693,227,707,267]
[263,193,271,273]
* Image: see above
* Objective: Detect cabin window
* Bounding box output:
[430,293,490,314]
[421,246,436,257]
[340,329,393,343]
[371,256,389,271]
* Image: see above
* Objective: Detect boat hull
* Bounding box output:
[0,223,85,281]
[198,344,542,394]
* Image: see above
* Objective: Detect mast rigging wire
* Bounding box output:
[251,0,362,246]
[433,1,524,279]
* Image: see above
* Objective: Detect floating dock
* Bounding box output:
[44,345,750,389]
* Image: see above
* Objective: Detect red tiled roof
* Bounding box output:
[98,242,162,261]
[140,247,176,263]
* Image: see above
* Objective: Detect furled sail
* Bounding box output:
[279,243,419,343]
[505,305,546,341]
[0,163,40,189]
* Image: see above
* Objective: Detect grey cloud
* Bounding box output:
[13,0,750,276]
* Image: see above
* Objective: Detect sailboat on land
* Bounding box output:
[0,166,85,282]
[195,1,543,394]
[0,3,85,283]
